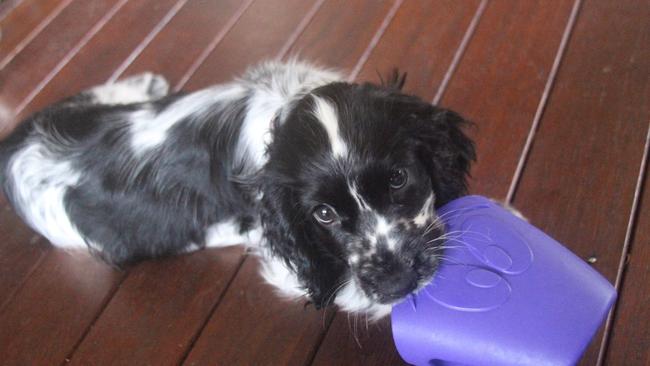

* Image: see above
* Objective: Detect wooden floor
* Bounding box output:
[0,0,648,364]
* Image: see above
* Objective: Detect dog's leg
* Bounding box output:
[84,73,170,105]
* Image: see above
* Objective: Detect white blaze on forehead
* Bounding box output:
[348,181,371,211]
[311,96,348,158]
[414,193,435,228]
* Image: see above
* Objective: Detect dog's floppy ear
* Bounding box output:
[410,107,475,207]
[258,181,345,308]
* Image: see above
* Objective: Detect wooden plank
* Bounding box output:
[604,152,650,365]
[14,0,182,120]
[285,0,394,72]
[68,247,244,366]
[312,316,405,366]
[355,0,479,100]
[65,1,319,363]
[0,0,69,68]
[116,0,244,87]
[182,1,403,363]
[440,0,576,199]
[509,0,650,365]
[0,202,48,311]
[181,0,317,90]
[183,257,335,365]
[0,0,121,137]
[0,251,121,365]
[0,0,22,21]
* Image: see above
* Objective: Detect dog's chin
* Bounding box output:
[333,270,438,321]
[333,278,393,320]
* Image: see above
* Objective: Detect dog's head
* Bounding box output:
[259,76,474,317]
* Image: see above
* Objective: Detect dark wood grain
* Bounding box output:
[182,0,316,90]
[440,0,576,199]
[183,256,336,366]
[0,206,48,311]
[356,0,480,100]
[285,0,393,72]
[118,0,243,87]
[312,316,406,366]
[510,0,650,365]
[0,0,68,66]
[69,247,244,365]
[0,0,119,136]
[0,0,22,21]
[16,0,182,119]
[513,0,649,280]
[0,251,121,365]
[604,160,650,365]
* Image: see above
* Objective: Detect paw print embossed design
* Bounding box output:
[392,195,617,366]
[425,205,534,312]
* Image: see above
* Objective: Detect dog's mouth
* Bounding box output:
[353,243,443,305]
[373,260,440,305]
[336,219,446,310]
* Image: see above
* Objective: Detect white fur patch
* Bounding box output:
[312,96,348,158]
[373,214,397,251]
[234,60,343,172]
[235,88,282,171]
[92,84,153,105]
[182,243,202,253]
[129,84,246,155]
[413,193,434,228]
[204,220,262,248]
[375,215,392,235]
[349,181,371,211]
[258,252,307,299]
[90,72,169,105]
[7,141,86,248]
[335,278,391,320]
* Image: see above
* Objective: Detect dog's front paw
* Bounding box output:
[119,72,170,100]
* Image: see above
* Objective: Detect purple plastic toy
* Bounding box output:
[391,195,616,366]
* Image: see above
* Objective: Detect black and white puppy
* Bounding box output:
[0,61,474,318]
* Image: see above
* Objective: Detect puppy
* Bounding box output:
[0,61,474,318]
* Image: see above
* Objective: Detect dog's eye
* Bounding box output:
[313,204,338,225]
[389,168,408,189]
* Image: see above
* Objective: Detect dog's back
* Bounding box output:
[0,62,336,263]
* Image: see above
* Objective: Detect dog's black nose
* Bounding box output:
[378,271,418,302]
